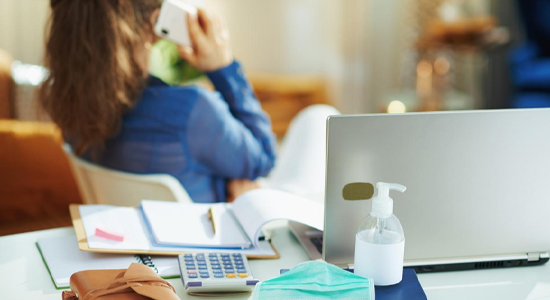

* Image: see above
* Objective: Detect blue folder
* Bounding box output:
[374,268,427,300]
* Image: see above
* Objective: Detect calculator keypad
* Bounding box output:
[181,253,251,280]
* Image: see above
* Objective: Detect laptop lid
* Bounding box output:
[323,108,550,268]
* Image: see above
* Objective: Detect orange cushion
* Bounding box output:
[0,120,82,235]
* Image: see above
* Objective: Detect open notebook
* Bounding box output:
[37,235,179,289]
[72,188,323,258]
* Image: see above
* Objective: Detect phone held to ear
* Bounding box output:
[154,0,198,47]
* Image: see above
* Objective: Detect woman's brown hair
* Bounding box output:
[39,0,161,155]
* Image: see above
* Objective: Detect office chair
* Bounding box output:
[63,144,192,206]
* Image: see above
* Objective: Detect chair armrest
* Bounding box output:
[139,173,193,203]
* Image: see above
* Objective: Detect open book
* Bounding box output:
[75,189,323,257]
[142,188,323,249]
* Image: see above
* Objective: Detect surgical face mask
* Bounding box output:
[253,261,374,300]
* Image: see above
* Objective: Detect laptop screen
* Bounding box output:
[323,109,550,267]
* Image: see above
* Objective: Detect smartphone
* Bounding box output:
[154,0,198,47]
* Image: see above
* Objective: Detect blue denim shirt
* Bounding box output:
[82,61,276,203]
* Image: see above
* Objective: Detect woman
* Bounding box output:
[39,0,276,203]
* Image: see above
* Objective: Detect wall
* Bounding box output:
[0,0,379,113]
[366,0,407,113]
[0,0,50,65]
[208,0,372,113]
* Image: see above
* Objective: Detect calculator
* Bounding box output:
[178,253,260,294]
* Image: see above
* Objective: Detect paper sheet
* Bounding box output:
[141,201,251,249]
[80,205,152,251]
[262,105,338,203]
[231,188,324,249]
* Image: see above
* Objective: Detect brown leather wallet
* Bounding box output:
[64,263,180,300]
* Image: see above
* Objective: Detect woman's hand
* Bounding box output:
[226,179,261,203]
[178,9,233,72]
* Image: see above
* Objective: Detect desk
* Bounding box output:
[2,223,550,300]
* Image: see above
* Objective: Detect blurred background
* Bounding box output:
[0,0,549,235]
[2,0,549,129]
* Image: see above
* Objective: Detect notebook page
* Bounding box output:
[37,236,178,289]
[141,200,251,249]
[37,235,137,288]
[80,205,152,250]
[78,204,275,255]
[231,188,324,246]
[146,256,180,278]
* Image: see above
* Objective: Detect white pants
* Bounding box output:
[263,105,341,203]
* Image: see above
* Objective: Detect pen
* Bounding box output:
[208,207,217,234]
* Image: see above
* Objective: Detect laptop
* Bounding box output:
[292,108,550,272]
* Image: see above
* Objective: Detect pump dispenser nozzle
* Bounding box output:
[371,182,406,218]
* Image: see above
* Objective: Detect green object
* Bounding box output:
[149,39,204,86]
[253,261,374,300]
[342,182,375,201]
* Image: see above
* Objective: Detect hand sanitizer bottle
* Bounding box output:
[354,182,407,286]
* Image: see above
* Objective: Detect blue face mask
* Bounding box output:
[253,261,374,300]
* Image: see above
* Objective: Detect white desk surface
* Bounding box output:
[2,223,550,300]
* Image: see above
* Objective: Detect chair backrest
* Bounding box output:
[63,145,192,206]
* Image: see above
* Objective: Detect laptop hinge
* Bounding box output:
[527,253,541,262]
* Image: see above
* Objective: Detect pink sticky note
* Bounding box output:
[95,227,125,242]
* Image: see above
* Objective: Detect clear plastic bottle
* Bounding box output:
[354,182,406,286]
